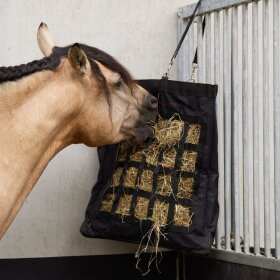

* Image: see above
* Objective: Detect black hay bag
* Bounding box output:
[80,78,219,255]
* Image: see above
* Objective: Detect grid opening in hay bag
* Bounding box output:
[81,79,218,256]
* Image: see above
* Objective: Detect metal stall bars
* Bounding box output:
[177,0,280,271]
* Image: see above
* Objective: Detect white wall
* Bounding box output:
[0,0,194,258]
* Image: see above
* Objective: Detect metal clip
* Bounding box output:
[162,57,175,80]
[187,63,198,83]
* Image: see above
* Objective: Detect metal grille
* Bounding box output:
[177,0,280,270]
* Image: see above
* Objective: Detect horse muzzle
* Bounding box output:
[131,94,158,144]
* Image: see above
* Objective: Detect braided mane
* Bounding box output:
[0,44,135,109]
[0,44,134,87]
[0,53,60,83]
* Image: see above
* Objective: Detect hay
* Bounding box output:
[100,193,115,212]
[160,147,177,169]
[118,141,130,161]
[154,117,184,146]
[139,170,153,192]
[130,144,146,162]
[150,200,169,225]
[181,150,197,172]
[145,143,160,166]
[177,177,195,199]
[116,194,133,217]
[123,167,138,188]
[111,167,123,187]
[156,174,172,196]
[134,197,149,220]
[186,124,201,144]
[136,199,169,274]
[173,205,192,227]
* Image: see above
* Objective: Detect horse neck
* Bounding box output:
[0,70,80,238]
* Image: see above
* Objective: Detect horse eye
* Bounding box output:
[115,78,123,89]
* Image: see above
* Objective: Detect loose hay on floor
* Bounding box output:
[177,177,195,199]
[173,205,192,227]
[116,194,133,217]
[100,193,115,212]
[181,150,197,172]
[139,169,153,192]
[135,197,149,220]
[154,117,184,146]
[156,174,172,196]
[111,167,123,187]
[160,147,177,169]
[130,144,146,162]
[118,141,130,161]
[123,167,138,188]
[145,143,160,166]
[185,124,201,144]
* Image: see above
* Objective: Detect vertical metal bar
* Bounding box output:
[242,3,250,254]
[188,21,194,81]
[197,16,203,82]
[273,0,280,259]
[193,17,198,79]
[232,5,240,253]
[263,0,271,257]
[185,18,191,80]
[202,15,207,83]
[177,13,188,81]
[205,13,212,83]
[214,10,223,250]
[224,8,232,251]
[252,0,260,256]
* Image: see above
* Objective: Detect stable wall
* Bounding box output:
[0,0,193,258]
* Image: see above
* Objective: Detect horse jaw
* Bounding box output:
[37,22,55,56]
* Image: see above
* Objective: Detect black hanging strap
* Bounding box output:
[188,15,206,82]
[162,0,202,79]
[193,16,206,65]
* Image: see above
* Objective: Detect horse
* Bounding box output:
[0,23,157,239]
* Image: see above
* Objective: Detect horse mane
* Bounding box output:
[0,44,135,106]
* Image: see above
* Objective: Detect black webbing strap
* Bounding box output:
[162,0,202,79]
[193,16,206,64]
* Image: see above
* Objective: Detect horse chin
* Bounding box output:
[130,125,154,145]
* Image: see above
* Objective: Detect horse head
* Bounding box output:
[37,22,157,147]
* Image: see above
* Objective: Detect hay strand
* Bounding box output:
[173,205,192,227]
[130,144,146,162]
[185,124,201,144]
[181,150,197,172]
[118,141,130,161]
[139,169,153,192]
[145,143,160,166]
[156,174,172,196]
[150,200,169,225]
[135,197,149,220]
[135,200,169,274]
[100,193,115,212]
[123,167,138,188]
[177,177,195,199]
[116,194,132,217]
[160,147,176,169]
[154,117,184,146]
[111,167,123,187]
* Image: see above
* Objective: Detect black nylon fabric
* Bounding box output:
[80,79,218,255]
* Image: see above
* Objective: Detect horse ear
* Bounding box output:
[68,44,89,76]
[37,22,55,56]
